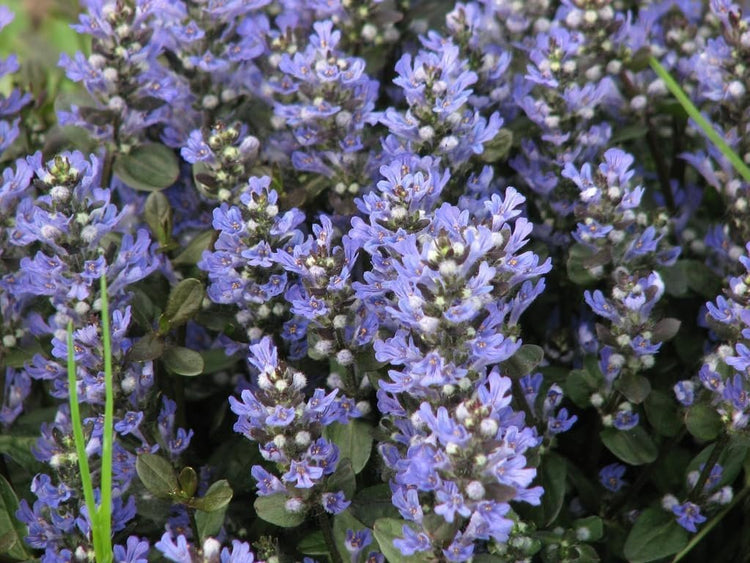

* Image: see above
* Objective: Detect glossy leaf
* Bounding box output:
[323,420,372,474]
[0,475,30,560]
[162,346,205,376]
[136,454,179,499]
[162,278,204,329]
[114,143,179,192]
[685,404,722,441]
[623,507,688,562]
[188,479,233,513]
[501,344,544,379]
[644,390,682,437]
[600,427,658,466]
[144,191,173,247]
[615,373,651,404]
[254,494,306,527]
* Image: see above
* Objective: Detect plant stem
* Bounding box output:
[317,511,343,563]
[99,274,114,561]
[688,432,729,502]
[672,485,750,562]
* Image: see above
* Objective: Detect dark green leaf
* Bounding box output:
[350,485,400,527]
[501,345,544,379]
[332,509,365,562]
[0,475,30,560]
[130,288,157,329]
[254,494,306,527]
[297,531,329,556]
[189,480,233,512]
[326,458,356,500]
[480,128,513,163]
[373,518,432,563]
[323,420,372,474]
[128,333,165,362]
[565,364,603,409]
[623,507,688,562]
[569,543,601,562]
[600,427,658,465]
[615,373,651,404]
[195,504,228,542]
[685,403,722,441]
[573,516,603,542]
[688,442,747,489]
[144,191,173,247]
[644,390,682,437]
[201,349,241,375]
[659,263,689,297]
[685,259,722,298]
[178,467,198,498]
[136,453,179,498]
[610,124,648,144]
[162,346,204,376]
[0,435,41,472]
[651,318,681,342]
[114,143,179,192]
[172,230,215,266]
[567,244,604,286]
[162,278,204,329]
[528,453,566,526]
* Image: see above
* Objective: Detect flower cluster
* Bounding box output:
[229,336,360,517]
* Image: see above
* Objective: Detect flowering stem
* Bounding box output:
[649,56,750,183]
[672,484,750,562]
[687,432,729,503]
[317,511,342,563]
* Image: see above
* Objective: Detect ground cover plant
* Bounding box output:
[1,0,750,561]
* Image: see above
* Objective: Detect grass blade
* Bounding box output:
[649,56,750,182]
[98,274,114,561]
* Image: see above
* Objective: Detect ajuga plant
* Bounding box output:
[4,1,750,563]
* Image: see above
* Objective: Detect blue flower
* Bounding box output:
[599,464,627,492]
[322,491,351,515]
[672,502,707,533]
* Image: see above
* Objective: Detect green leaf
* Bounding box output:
[0,435,42,472]
[188,479,233,513]
[651,318,681,343]
[162,346,205,376]
[600,427,658,465]
[127,333,165,362]
[685,403,723,441]
[144,191,173,247]
[323,420,372,474]
[350,485,401,527]
[178,467,198,498]
[297,531,329,556]
[687,442,747,488]
[609,124,648,144]
[136,453,179,499]
[0,475,30,560]
[623,507,688,562]
[615,373,651,404]
[683,259,722,298]
[567,244,601,286]
[568,543,601,562]
[254,494,306,527]
[573,516,604,542]
[528,453,567,526]
[113,143,180,191]
[201,349,242,375]
[644,390,682,438]
[326,458,356,500]
[373,518,432,563]
[172,230,215,266]
[659,263,689,297]
[162,278,204,329]
[500,344,544,379]
[480,128,513,163]
[565,362,603,409]
[332,509,365,562]
[195,504,228,542]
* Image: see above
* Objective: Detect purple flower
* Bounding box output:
[154,532,192,563]
[613,410,639,431]
[393,525,431,556]
[345,528,372,555]
[114,535,150,563]
[548,408,577,434]
[322,491,351,515]
[599,464,626,492]
[283,459,324,489]
[672,502,707,533]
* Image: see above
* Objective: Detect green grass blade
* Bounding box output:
[66,321,100,555]
[649,56,750,183]
[98,274,114,561]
